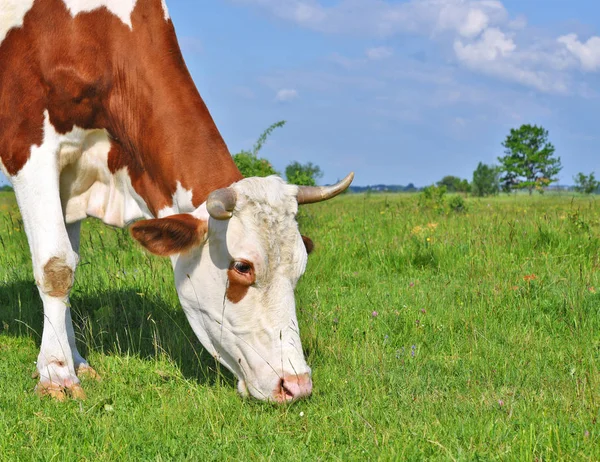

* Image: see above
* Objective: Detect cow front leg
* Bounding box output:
[11,114,85,399]
[36,288,86,400]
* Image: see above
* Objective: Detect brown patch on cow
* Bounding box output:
[0,3,46,175]
[0,0,242,212]
[301,235,314,254]
[226,261,255,304]
[41,257,74,298]
[130,214,207,257]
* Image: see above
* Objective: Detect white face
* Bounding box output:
[131,177,313,402]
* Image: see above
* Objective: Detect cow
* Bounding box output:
[0,0,353,402]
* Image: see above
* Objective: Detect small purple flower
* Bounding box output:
[421,309,426,314]
[498,399,504,407]
[409,282,415,287]
[584,430,590,439]
[333,317,339,324]
[411,345,416,357]
[372,311,378,318]
[415,319,420,326]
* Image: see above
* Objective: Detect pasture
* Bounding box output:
[0,190,598,460]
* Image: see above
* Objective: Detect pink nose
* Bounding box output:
[274,373,313,402]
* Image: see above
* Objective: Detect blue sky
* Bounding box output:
[168,0,600,186]
[3,0,600,187]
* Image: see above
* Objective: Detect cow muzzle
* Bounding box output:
[273,373,313,403]
[237,372,313,403]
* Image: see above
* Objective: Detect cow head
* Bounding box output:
[130,173,353,402]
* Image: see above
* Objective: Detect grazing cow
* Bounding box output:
[0,0,353,402]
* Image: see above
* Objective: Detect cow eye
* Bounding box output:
[233,261,252,274]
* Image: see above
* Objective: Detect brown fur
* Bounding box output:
[130,214,207,256]
[0,0,243,214]
[301,235,314,254]
[42,256,74,298]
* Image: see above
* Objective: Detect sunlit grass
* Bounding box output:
[0,190,599,460]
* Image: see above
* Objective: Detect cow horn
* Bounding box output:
[207,188,237,220]
[296,172,355,204]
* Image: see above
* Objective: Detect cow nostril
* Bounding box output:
[280,378,294,400]
[274,373,312,402]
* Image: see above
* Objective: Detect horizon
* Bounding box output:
[2,0,600,187]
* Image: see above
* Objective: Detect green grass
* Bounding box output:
[0,190,599,460]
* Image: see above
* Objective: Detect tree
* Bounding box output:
[498,124,562,195]
[573,172,600,194]
[471,162,500,197]
[436,175,470,193]
[285,161,323,186]
[232,152,278,178]
[232,121,285,177]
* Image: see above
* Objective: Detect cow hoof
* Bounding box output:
[36,382,87,401]
[76,364,100,381]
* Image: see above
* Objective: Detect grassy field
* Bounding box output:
[0,190,599,460]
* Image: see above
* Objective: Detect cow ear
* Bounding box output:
[130,214,208,257]
[302,235,314,255]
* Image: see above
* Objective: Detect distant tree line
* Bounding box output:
[350,184,417,193]
[232,121,597,196]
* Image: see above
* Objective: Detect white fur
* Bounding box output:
[11,111,83,387]
[59,128,149,226]
[62,0,138,28]
[174,176,311,401]
[158,181,194,218]
[0,0,36,44]
[0,157,8,179]
[161,0,169,21]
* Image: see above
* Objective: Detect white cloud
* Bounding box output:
[458,9,489,38]
[454,30,569,93]
[508,14,527,30]
[292,2,326,23]
[558,34,600,71]
[232,0,597,95]
[275,88,299,102]
[454,27,515,62]
[366,46,393,60]
[230,0,508,38]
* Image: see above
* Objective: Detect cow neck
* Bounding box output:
[100,7,243,217]
[105,77,243,216]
